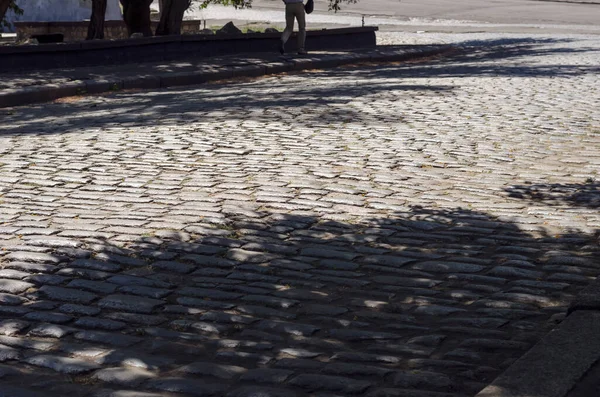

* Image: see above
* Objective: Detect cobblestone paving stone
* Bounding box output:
[0,33,599,396]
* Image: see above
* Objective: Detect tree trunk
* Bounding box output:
[158,0,165,18]
[0,0,12,25]
[155,0,190,36]
[87,0,108,40]
[120,0,153,37]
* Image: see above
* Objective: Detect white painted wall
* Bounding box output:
[6,0,122,23]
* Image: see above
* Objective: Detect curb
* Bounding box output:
[0,45,455,109]
[475,278,600,397]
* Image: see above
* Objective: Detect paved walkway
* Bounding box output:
[0,33,599,397]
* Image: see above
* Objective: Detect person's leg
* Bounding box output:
[280,4,295,53]
[294,3,307,53]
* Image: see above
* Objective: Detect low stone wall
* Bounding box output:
[14,20,204,42]
[0,27,378,73]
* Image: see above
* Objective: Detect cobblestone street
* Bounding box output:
[0,33,599,396]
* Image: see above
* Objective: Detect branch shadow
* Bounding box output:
[505,181,600,209]
[0,78,455,136]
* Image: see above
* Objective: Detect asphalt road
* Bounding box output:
[255,0,600,24]
[189,0,600,34]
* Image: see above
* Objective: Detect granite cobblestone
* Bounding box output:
[0,33,599,396]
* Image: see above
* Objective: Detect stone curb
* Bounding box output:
[475,278,600,397]
[0,45,455,109]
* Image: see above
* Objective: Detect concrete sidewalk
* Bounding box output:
[476,280,600,397]
[0,45,455,109]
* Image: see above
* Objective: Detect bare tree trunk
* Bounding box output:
[155,0,190,36]
[120,0,153,37]
[87,0,108,40]
[0,0,12,25]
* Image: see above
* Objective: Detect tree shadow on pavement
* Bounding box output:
[0,76,455,136]
[1,36,598,136]
[361,37,600,79]
[1,204,599,396]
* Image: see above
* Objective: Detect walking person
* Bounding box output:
[280,0,307,55]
